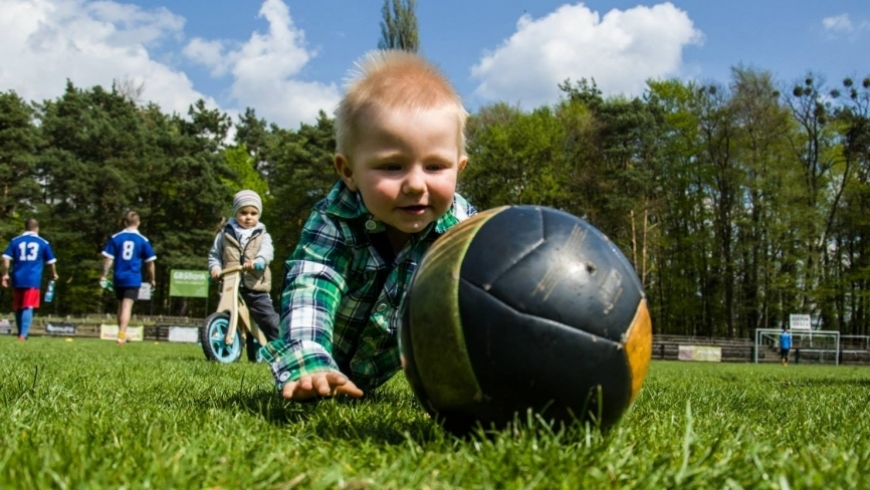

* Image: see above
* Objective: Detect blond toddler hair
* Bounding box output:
[334,49,468,157]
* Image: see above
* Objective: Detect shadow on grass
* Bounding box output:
[207,388,444,445]
[777,377,870,388]
[154,356,204,363]
[210,390,618,449]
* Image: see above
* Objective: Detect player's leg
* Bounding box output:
[115,300,125,344]
[19,308,33,340]
[13,288,39,340]
[13,289,23,340]
[14,310,23,340]
[114,288,136,344]
[117,296,135,344]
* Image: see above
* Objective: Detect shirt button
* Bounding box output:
[376,303,387,312]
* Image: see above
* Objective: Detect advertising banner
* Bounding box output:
[0,319,12,335]
[45,322,77,336]
[168,326,200,343]
[100,324,144,342]
[789,314,812,330]
[678,345,722,362]
[169,270,209,298]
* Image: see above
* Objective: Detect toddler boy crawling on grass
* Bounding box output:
[261,50,476,400]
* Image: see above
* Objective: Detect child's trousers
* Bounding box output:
[240,290,280,341]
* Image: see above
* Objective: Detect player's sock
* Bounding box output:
[14,310,23,337]
[19,308,33,339]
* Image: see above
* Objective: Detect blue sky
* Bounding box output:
[2,0,868,129]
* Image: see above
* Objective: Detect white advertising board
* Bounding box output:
[100,324,144,341]
[678,345,722,362]
[789,314,812,330]
[168,326,200,343]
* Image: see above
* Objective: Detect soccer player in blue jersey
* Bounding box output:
[1,218,59,341]
[100,211,157,344]
[779,327,792,366]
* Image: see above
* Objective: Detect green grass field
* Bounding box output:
[2,337,870,489]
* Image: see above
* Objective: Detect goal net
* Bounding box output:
[753,328,841,365]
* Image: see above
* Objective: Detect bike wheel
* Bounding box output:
[201,312,242,363]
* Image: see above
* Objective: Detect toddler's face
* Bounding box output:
[235,206,260,229]
[335,105,466,241]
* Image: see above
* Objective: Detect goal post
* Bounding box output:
[754,328,840,365]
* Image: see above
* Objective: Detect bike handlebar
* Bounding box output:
[221,265,244,275]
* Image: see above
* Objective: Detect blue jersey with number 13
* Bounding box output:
[102,230,157,288]
[2,232,56,288]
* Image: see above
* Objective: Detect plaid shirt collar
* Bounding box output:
[321,181,462,237]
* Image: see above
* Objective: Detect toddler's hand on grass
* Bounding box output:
[281,371,363,400]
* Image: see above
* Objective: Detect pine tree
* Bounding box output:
[378,0,419,52]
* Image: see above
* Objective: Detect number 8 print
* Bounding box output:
[122,240,135,260]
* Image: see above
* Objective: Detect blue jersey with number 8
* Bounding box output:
[102,230,156,288]
[2,232,56,288]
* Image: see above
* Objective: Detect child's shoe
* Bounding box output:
[116,331,127,345]
[18,335,25,342]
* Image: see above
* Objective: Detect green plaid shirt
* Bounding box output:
[261,181,476,392]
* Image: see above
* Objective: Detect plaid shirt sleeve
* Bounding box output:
[260,208,352,389]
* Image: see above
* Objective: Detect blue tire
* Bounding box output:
[201,312,242,363]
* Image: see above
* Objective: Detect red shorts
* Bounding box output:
[12,288,41,311]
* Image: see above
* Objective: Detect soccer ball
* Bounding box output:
[400,206,652,434]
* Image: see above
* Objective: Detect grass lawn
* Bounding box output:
[2,336,870,489]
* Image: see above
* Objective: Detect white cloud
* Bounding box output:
[183,38,230,77]
[0,0,334,129]
[470,2,703,108]
[823,14,854,32]
[0,0,213,115]
[183,0,340,129]
[86,0,184,46]
[822,13,870,34]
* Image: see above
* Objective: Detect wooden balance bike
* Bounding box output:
[200,265,269,363]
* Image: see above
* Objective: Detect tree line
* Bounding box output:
[1,65,868,338]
